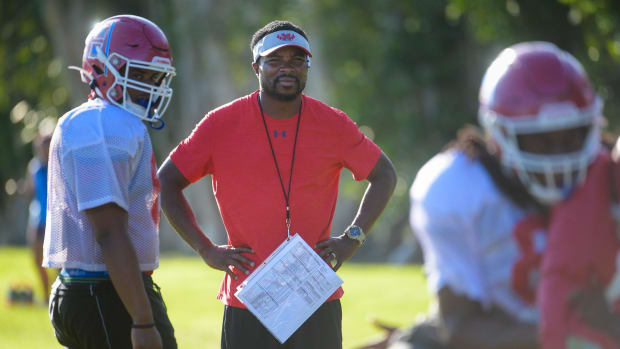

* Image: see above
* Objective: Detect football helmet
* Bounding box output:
[478,42,603,204]
[71,15,176,126]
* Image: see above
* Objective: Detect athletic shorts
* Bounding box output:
[49,273,177,349]
[221,300,342,349]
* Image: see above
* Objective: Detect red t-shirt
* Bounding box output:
[170,91,381,308]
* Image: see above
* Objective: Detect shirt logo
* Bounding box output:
[277,33,295,41]
[274,130,287,138]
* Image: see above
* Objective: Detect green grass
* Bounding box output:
[0,247,430,349]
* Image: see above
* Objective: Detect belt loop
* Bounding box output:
[90,284,94,296]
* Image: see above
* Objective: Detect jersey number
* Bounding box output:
[511,215,546,305]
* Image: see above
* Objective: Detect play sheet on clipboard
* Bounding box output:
[235,233,343,343]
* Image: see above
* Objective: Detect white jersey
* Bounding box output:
[43,98,160,271]
[410,150,543,323]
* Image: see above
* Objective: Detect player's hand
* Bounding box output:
[569,280,619,339]
[356,319,399,349]
[315,235,360,271]
[202,244,255,279]
[131,326,162,349]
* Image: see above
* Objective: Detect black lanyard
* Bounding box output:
[257,93,303,240]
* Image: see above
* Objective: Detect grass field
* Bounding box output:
[0,247,431,349]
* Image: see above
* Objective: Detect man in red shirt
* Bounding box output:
[158,20,397,349]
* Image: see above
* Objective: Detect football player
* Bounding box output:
[43,15,177,349]
[362,42,608,349]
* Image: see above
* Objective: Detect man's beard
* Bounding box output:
[261,74,306,101]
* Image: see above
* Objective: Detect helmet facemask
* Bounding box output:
[480,99,603,205]
[478,42,604,205]
[94,47,175,127]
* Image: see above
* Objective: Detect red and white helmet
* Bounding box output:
[73,15,176,125]
[478,42,603,204]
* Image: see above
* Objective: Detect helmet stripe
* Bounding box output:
[103,21,116,76]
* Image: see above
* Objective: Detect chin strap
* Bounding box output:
[68,65,93,81]
[69,65,166,130]
[68,65,106,100]
[135,98,166,130]
[149,118,165,130]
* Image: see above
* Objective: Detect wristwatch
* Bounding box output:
[345,225,366,245]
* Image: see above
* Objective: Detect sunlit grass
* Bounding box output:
[0,247,430,349]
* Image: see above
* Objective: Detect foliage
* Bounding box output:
[450,0,620,136]
[4,0,620,252]
[309,0,620,183]
[0,1,70,207]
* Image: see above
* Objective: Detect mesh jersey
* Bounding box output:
[43,98,160,272]
[410,150,542,323]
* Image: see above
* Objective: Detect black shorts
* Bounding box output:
[221,300,342,349]
[49,274,177,349]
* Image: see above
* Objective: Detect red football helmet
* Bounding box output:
[71,15,176,125]
[478,42,603,204]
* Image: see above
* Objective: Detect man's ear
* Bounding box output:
[252,61,259,76]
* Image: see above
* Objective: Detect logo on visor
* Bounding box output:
[276,33,295,41]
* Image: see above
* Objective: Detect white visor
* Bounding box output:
[252,30,312,63]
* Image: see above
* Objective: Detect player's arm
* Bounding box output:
[437,287,539,349]
[86,203,162,349]
[158,157,254,279]
[316,151,396,270]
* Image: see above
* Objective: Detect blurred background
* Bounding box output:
[2,0,620,263]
